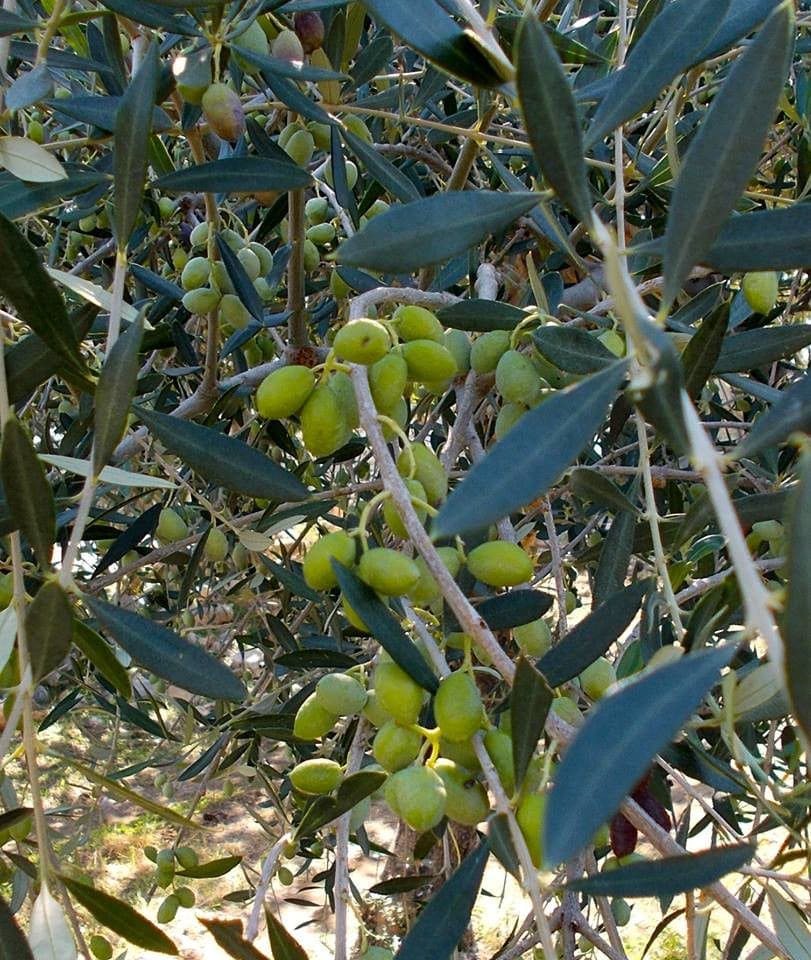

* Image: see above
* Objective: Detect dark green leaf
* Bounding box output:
[61,876,178,954]
[0,893,34,960]
[26,581,73,683]
[681,305,728,400]
[49,95,172,134]
[701,206,811,272]
[176,855,242,879]
[153,158,312,194]
[437,300,525,333]
[713,326,811,374]
[337,192,538,273]
[215,234,264,323]
[266,909,309,960]
[516,15,591,224]
[0,170,108,221]
[342,127,420,203]
[0,10,36,35]
[295,769,387,836]
[113,41,159,246]
[566,845,753,898]
[85,595,246,701]
[1,416,55,569]
[369,875,435,895]
[0,212,82,372]
[201,918,271,960]
[633,315,689,454]
[93,503,160,577]
[0,808,33,832]
[433,362,627,538]
[543,644,735,866]
[487,814,521,880]
[585,0,731,147]
[100,0,198,34]
[135,406,309,502]
[396,842,490,960]
[783,452,811,747]
[73,619,132,699]
[332,563,438,692]
[6,62,53,110]
[231,43,345,82]
[533,326,615,374]
[511,657,552,791]
[475,590,554,631]
[662,3,794,305]
[362,0,503,88]
[537,580,651,687]
[569,467,638,515]
[735,375,811,460]
[93,316,143,474]
[10,40,111,72]
[264,74,332,126]
[700,0,781,60]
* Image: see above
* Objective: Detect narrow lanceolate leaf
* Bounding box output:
[28,885,76,960]
[569,467,639,515]
[215,235,264,323]
[681,305,728,400]
[768,890,811,960]
[533,326,615,374]
[537,580,651,687]
[0,213,83,373]
[113,41,159,247]
[662,2,794,306]
[735,375,811,461]
[0,137,67,183]
[700,0,782,60]
[296,770,387,837]
[511,657,552,791]
[200,918,271,960]
[92,316,143,475]
[701,206,811,272]
[174,855,242,879]
[516,15,591,224]
[72,620,132,699]
[341,127,420,203]
[60,877,177,955]
[1,416,55,568]
[25,582,73,683]
[566,845,753,898]
[153,157,311,194]
[0,892,34,960]
[265,909,309,960]
[783,453,811,748]
[433,361,627,538]
[396,843,490,960]
[135,406,308,503]
[592,509,636,606]
[337,192,538,274]
[84,596,246,701]
[585,0,731,147]
[332,563,438,692]
[713,326,811,374]
[543,644,735,867]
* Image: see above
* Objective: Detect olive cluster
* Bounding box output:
[144,845,199,924]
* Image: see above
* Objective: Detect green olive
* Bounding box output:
[516,791,546,867]
[466,541,532,587]
[256,365,315,419]
[305,197,330,224]
[284,129,315,167]
[369,354,409,412]
[373,660,425,725]
[300,384,351,457]
[333,318,391,365]
[302,530,356,590]
[175,846,199,869]
[495,402,528,440]
[232,19,270,73]
[434,759,490,826]
[382,478,427,539]
[396,444,448,504]
[157,894,180,924]
[579,656,616,700]
[514,618,552,658]
[443,329,471,374]
[358,548,420,596]
[372,720,423,772]
[742,271,779,315]
[290,758,343,795]
[294,691,338,740]
[470,330,510,374]
[392,304,444,343]
[316,672,367,715]
[89,935,114,960]
[400,339,457,383]
[237,246,262,280]
[434,671,483,743]
[204,527,228,562]
[484,728,515,796]
[156,508,189,545]
[182,287,220,315]
[218,294,252,330]
[495,350,541,406]
[362,688,392,727]
[175,886,196,909]
[389,764,447,832]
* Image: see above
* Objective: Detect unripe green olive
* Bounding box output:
[156,508,189,545]
[190,222,210,247]
[294,692,337,740]
[466,541,532,587]
[182,287,220,315]
[434,759,490,826]
[277,866,294,885]
[175,846,198,869]
[204,527,228,562]
[279,122,305,150]
[343,597,369,632]
[303,238,320,272]
[328,369,359,429]
[232,19,269,73]
[516,791,546,867]
[308,121,332,151]
[389,765,447,833]
[290,758,343,795]
[78,214,97,232]
[443,329,471,374]
[333,318,391,365]
[742,271,779,315]
[158,196,175,220]
[373,720,423,772]
[325,160,358,190]
[407,547,460,606]
[514,618,552,658]
[598,329,625,357]
[611,897,632,926]
[27,119,45,144]
[470,330,510,374]
[551,695,583,727]
[157,894,180,924]
[302,530,356,589]
[202,83,245,141]
[579,656,616,700]
[369,354,408,413]
[495,349,541,406]
[495,402,528,440]
[316,672,367,715]
[381,396,408,441]
[434,671,483,743]
[249,242,274,275]
[285,129,315,167]
[89,935,113,960]
[236,246,262,280]
[362,688,392,727]
[175,887,196,909]
[392,304,444,343]
[300,384,351,457]
[219,293,252,330]
[484,728,515,796]
[439,735,480,770]
[343,114,372,143]
[383,478,427,539]
[306,222,336,246]
[397,444,448,504]
[256,365,315,419]
[330,268,351,299]
[374,660,425,725]
[358,548,420,596]
[400,339,457,383]
[305,196,330,224]
[272,28,304,62]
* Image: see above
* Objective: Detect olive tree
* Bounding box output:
[0,0,808,958]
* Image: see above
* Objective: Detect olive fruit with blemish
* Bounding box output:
[333,318,391,365]
[434,759,490,826]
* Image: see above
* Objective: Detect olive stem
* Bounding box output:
[286,188,309,349]
[543,497,568,637]
[245,831,292,941]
